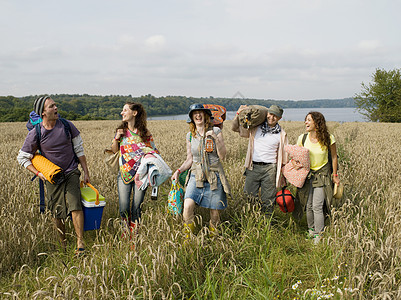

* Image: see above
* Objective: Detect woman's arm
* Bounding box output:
[111,129,124,153]
[171,139,193,181]
[330,143,340,185]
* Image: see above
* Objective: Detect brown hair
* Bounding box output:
[117,102,150,141]
[189,112,213,137]
[306,111,331,150]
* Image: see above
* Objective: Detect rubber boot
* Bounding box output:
[209,223,218,238]
[183,222,195,243]
[129,220,137,235]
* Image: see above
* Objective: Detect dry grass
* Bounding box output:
[0,120,400,299]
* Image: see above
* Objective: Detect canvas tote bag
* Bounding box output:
[104,149,120,173]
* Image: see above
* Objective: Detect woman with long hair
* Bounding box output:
[296,111,340,244]
[171,104,231,239]
[111,102,158,237]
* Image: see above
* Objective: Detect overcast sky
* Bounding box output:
[1,0,400,100]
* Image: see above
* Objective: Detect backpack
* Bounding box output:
[27,111,76,213]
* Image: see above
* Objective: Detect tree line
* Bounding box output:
[0,94,355,122]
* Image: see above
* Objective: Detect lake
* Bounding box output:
[149,107,366,122]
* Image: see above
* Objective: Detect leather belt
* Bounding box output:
[252,161,271,165]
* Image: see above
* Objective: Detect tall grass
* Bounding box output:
[0,120,400,299]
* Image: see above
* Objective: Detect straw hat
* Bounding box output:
[333,182,344,199]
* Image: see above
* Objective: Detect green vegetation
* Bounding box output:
[355,68,401,122]
[0,94,355,122]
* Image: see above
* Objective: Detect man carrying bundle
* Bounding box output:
[17,96,90,255]
[232,104,288,219]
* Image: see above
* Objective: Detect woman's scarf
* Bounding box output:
[260,122,281,136]
[119,129,157,184]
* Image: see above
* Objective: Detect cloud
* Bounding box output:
[145,35,166,49]
[357,40,382,51]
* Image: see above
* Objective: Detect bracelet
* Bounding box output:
[114,137,120,141]
[35,171,40,176]
[236,112,239,115]
[177,169,181,174]
[333,174,338,177]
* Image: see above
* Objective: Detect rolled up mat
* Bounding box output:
[31,154,65,184]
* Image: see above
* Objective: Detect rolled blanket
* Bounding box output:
[134,153,172,190]
[31,154,65,184]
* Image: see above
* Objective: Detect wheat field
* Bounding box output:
[0,119,400,299]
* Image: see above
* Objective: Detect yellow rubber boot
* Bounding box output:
[183,222,195,242]
[209,223,219,238]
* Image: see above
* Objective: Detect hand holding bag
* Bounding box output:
[168,180,184,215]
[178,169,189,187]
[104,149,120,173]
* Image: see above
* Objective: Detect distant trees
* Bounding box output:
[355,68,401,122]
[0,94,355,122]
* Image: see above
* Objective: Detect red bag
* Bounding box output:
[276,188,295,213]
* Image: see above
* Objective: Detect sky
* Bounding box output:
[1,0,400,100]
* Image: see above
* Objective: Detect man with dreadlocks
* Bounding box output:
[232,105,288,219]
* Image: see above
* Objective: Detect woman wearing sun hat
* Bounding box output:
[171,103,231,239]
[294,111,341,244]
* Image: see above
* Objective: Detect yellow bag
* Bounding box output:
[31,154,64,184]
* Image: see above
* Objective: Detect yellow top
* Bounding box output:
[297,133,335,171]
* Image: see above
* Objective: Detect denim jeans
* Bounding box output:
[244,163,277,215]
[117,175,147,223]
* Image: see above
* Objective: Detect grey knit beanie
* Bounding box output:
[33,96,50,117]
